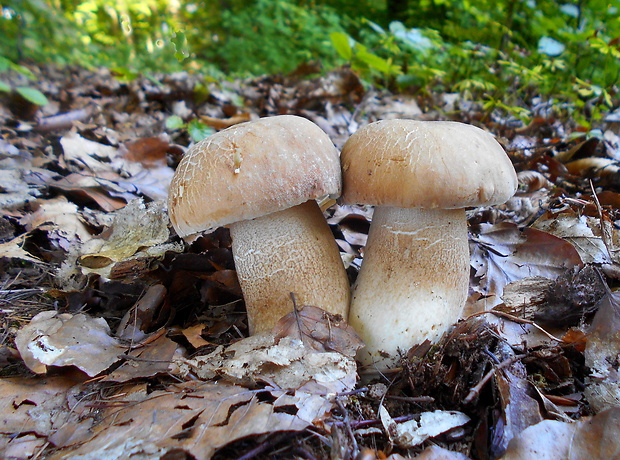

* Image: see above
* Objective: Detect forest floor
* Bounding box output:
[2,64,620,459]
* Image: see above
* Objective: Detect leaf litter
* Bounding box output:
[2,63,620,458]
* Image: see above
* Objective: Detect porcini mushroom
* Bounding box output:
[168,115,350,334]
[341,119,517,367]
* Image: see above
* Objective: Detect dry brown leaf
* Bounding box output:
[584,289,620,411]
[0,233,43,263]
[104,334,182,382]
[379,405,470,449]
[176,333,358,394]
[18,196,93,251]
[47,380,314,460]
[273,304,364,358]
[60,131,117,172]
[119,136,170,166]
[15,311,125,376]
[116,284,167,341]
[501,408,620,459]
[491,341,543,457]
[470,222,583,305]
[0,374,91,448]
[181,324,211,348]
[199,112,252,130]
[50,173,128,211]
[533,211,611,265]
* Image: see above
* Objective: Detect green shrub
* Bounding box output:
[196,0,346,76]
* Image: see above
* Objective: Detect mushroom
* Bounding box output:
[168,115,350,334]
[340,119,517,367]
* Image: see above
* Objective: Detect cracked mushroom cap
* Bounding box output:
[169,115,342,237]
[341,119,518,208]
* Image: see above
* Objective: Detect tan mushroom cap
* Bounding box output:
[341,119,518,208]
[169,115,342,237]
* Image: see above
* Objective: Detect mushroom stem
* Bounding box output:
[349,206,469,368]
[230,200,351,334]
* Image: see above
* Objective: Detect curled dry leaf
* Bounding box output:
[379,405,470,449]
[273,304,365,358]
[175,332,358,394]
[15,311,125,376]
[60,198,183,281]
[0,233,43,263]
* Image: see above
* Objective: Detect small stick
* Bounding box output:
[468,310,567,343]
[463,353,527,404]
[36,105,95,131]
[336,397,359,455]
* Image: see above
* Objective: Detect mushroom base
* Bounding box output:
[230,200,351,335]
[349,206,469,369]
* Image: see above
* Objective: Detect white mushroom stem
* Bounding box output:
[348,206,469,368]
[229,200,351,334]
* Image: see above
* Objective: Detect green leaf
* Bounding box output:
[187,120,214,143]
[330,32,353,60]
[165,115,185,130]
[172,30,189,62]
[0,81,11,93]
[111,67,139,82]
[15,87,49,106]
[0,57,11,72]
[355,49,400,75]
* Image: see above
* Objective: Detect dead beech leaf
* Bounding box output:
[181,324,211,348]
[584,289,620,411]
[470,222,582,304]
[491,341,543,458]
[533,211,611,265]
[74,199,182,279]
[104,334,182,383]
[176,333,358,394]
[0,375,91,447]
[273,304,364,358]
[501,408,620,459]
[18,196,93,251]
[47,380,313,460]
[379,405,470,449]
[119,136,169,166]
[60,131,117,172]
[15,311,125,376]
[0,233,43,263]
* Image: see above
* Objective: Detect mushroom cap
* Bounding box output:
[169,115,342,237]
[340,119,518,209]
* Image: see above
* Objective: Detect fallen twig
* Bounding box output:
[463,353,527,404]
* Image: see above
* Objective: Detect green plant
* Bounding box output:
[165,116,213,143]
[201,0,346,76]
[0,57,48,106]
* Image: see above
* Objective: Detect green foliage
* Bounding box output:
[0,57,48,106]
[165,115,213,143]
[15,87,49,106]
[1,0,618,127]
[329,0,620,126]
[198,0,346,75]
